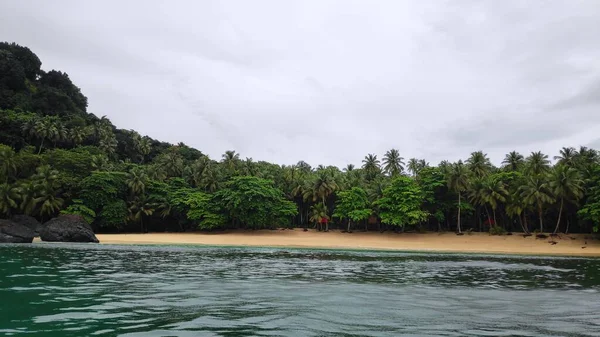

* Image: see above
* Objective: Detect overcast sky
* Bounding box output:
[2,0,600,167]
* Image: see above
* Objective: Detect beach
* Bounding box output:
[87,230,600,257]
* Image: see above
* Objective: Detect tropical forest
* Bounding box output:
[2,42,600,235]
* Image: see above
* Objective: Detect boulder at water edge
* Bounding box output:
[0,219,35,243]
[11,215,42,237]
[40,215,99,243]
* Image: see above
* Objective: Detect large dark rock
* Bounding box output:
[40,215,99,243]
[0,219,35,243]
[10,215,42,236]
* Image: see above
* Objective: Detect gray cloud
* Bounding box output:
[2,0,600,167]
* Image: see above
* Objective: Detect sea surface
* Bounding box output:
[1,244,599,337]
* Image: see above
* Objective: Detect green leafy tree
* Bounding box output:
[214,176,297,229]
[309,202,329,231]
[60,199,96,224]
[128,196,155,233]
[333,187,371,232]
[525,151,550,176]
[375,176,428,229]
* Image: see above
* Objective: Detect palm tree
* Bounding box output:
[137,137,152,163]
[128,196,155,233]
[303,170,338,207]
[35,189,64,219]
[91,155,111,171]
[467,151,492,178]
[549,165,583,234]
[482,177,508,227]
[343,164,355,172]
[158,150,184,177]
[525,151,550,176]
[33,166,60,190]
[126,167,148,196]
[33,117,58,154]
[17,181,40,216]
[447,160,469,233]
[221,150,240,174]
[407,158,419,176]
[468,177,491,228]
[52,121,67,146]
[520,176,553,233]
[99,134,118,157]
[502,151,524,171]
[309,203,329,231]
[0,145,17,183]
[69,127,88,146]
[554,147,577,167]
[362,154,380,179]
[505,193,528,233]
[382,149,405,176]
[0,183,19,217]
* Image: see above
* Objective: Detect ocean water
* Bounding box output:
[1,244,599,337]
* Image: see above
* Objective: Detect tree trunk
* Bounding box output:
[457,192,462,233]
[492,208,497,229]
[347,220,351,233]
[518,214,527,233]
[553,198,564,234]
[38,138,44,155]
[565,219,570,234]
[140,216,144,233]
[523,214,529,233]
[538,205,543,233]
[484,205,492,228]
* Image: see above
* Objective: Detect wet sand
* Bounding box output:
[92,230,600,257]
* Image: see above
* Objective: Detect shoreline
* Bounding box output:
[84,230,600,257]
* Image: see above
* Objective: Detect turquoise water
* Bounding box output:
[1,244,600,336]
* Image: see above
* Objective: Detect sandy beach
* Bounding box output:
[90,230,600,257]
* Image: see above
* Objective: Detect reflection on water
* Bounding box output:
[1,244,599,336]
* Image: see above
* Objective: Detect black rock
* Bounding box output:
[40,215,99,243]
[0,219,35,243]
[10,215,42,236]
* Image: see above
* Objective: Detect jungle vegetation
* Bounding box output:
[2,42,600,234]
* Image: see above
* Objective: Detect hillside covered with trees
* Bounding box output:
[1,42,600,234]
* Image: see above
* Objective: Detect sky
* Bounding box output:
[1,0,600,168]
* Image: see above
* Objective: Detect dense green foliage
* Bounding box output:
[2,42,600,234]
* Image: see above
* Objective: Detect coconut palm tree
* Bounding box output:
[482,177,508,227]
[17,181,40,216]
[502,151,524,171]
[35,188,64,219]
[520,176,553,233]
[343,164,355,172]
[0,183,19,217]
[128,196,155,233]
[33,165,60,190]
[407,158,419,176]
[0,145,17,183]
[221,150,240,174]
[505,192,528,233]
[91,155,111,171]
[158,150,184,177]
[309,202,329,231]
[549,165,583,234]
[467,151,492,178]
[126,167,148,196]
[303,170,338,207]
[362,154,381,180]
[137,137,152,163]
[382,149,405,177]
[553,147,577,167]
[447,160,469,233]
[69,126,88,146]
[33,117,58,154]
[525,151,550,176]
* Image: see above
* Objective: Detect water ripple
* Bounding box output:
[1,243,600,336]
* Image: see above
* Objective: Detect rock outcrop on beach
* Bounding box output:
[40,215,99,243]
[0,219,35,243]
[10,215,42,237]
